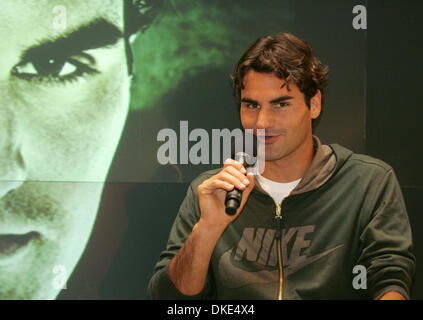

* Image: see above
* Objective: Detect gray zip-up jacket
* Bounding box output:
[148,136,416,299]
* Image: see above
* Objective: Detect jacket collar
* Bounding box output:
[254,135,337,197]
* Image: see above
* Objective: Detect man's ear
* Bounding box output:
[310,89,322,119]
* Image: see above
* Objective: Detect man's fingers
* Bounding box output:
[246,172,255,191]
[224,166,250,186]
[198,162,253,196]
[219,171,247,190]
[236,173,255,214]
[241,173,255,195]
[199,178,234,194]
[224,158,247,174]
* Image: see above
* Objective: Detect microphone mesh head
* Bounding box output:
[231,131,258,166]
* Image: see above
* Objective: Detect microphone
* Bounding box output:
[224,133,257,215]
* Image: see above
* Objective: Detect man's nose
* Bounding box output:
[0,106,26,198]
[256,106,275,129]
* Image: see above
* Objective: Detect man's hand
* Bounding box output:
[197,158,255,231]
[168,159,255,296]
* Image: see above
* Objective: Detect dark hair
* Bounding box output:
[124,0,164,36]
[231,33,329,129]
[123,0,164,75]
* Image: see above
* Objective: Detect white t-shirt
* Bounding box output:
[255,174,302,204]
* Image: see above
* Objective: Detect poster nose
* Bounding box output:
[0,108,26,198]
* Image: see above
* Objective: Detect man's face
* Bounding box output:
[0,0,130,299]
[240,70,321,162]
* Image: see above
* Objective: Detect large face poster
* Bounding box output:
[1,0,369,299]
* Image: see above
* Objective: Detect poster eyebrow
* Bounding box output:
[19,18,123,62]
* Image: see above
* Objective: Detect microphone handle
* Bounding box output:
[225,187,243,215]
[224,151,251,215]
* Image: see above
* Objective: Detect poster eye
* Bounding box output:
[13,58,77,77]
[12,53,97,83]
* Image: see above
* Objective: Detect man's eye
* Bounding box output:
[245,103,260,109]
[12,53,98,83]
[276,102,289,108]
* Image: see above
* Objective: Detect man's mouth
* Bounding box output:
[0,231,40,264]
[257,134,281,144]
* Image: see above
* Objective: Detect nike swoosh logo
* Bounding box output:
[218,244,344,289]
[284,244,344,277]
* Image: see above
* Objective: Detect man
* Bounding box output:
[0,0,161,299]
[148,33,416,299]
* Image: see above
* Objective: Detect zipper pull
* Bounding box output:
[274,201,283,240]
[275,202,282,220]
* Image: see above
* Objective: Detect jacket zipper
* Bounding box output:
[274,201,283,300]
